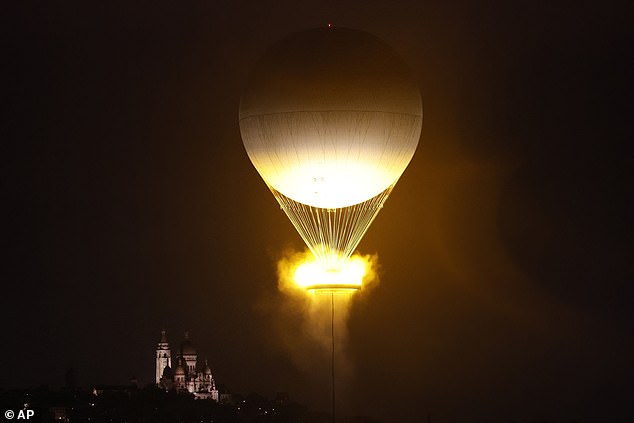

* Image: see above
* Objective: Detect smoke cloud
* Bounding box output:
[270,248,380,410]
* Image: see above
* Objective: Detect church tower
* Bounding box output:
[156,329,172,384]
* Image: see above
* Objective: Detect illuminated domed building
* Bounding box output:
[155,330,218,400]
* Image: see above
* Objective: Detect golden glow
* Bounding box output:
[293,253,369,292]
[240,111,421,209]
[277,248,379,296]
[254,158,399,209]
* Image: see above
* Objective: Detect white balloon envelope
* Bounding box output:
[240,27,422,269]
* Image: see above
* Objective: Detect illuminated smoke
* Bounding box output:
[273,248,380,408]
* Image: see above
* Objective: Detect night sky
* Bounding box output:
[3,1,632,421]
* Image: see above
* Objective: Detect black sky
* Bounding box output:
[3,1,633,421]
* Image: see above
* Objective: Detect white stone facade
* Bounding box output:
[155,330,171,384]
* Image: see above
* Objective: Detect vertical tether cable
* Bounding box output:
[331,292,336,423]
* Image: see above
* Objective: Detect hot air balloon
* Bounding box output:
[240,27,422,288]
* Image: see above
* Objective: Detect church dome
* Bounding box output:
[180,340,196,355]
[180,331,196,355]
[204,360,212,375]
[175,360,185,375]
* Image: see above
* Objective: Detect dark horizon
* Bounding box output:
[3,1,632,421]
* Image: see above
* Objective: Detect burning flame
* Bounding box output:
[277,249,378,294]
[294,255,365,292]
